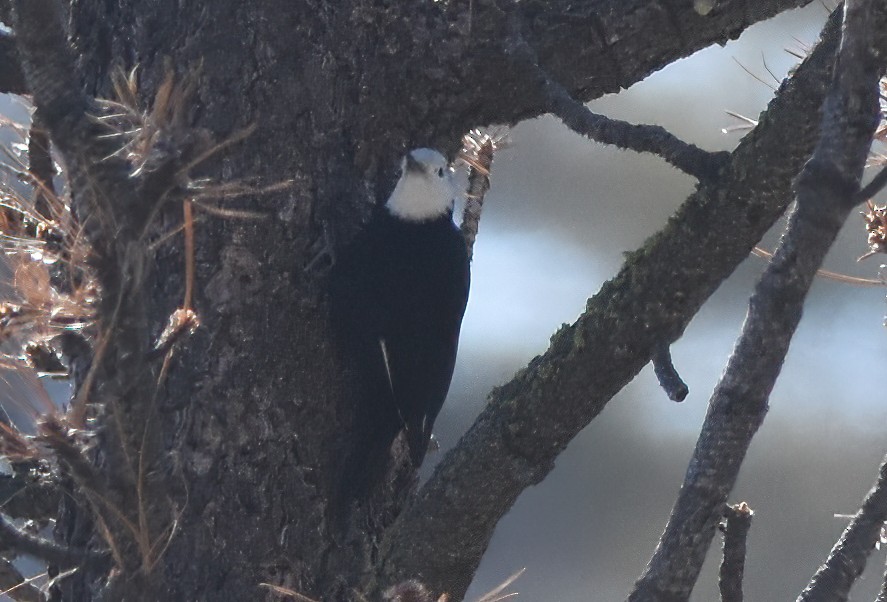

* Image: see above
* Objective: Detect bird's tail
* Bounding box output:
[338,415,401,504]
[404,422,431,468]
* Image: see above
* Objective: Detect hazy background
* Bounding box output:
[3,3,886,600]
[429,4,887,601]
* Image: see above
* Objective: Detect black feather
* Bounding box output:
[330,206,469,501]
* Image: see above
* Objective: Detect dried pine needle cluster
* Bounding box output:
[96,65,200,177]
[859,79,887,262]
[0,64,291,588]
[860,200,887,261]
[457,128,507,262]
[0,116,96,455]
[0,64,257,453]
[0,67,201,455]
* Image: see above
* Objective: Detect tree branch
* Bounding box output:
[375,8,845,599]
[446,0,816,131]
[359,0,815,153]
[9,0,136,260]
[857,164,887,201]
[28,108,57,218]
[0,556,44,602]
[719,503,753,602]
[0,514,107,570]
[12,0,173,578]
[652,343,689,402]
[798,455,887,602]
[0,30,26,95]
[505,26,728,181]
[629,2,887,599]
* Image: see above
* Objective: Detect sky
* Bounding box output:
[425,3,887,600]
[4,3,887,601]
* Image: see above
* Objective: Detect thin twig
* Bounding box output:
[798,454,887,601]
[651,343,688,402]
[856,164,887,201]
[182,201,195,311]
[27,109,56,219]
[0,513,107,569]
[475,568,525,602]
[751,246,884,286]
[257,583,319,601]
[0,556,45,602]
[375,7,847,598]
[719,502,753,602]
[505,26,728,182]
[630,3,886,599]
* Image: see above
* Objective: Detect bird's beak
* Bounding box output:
[404,152,423,174]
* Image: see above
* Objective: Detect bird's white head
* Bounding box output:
[385,148,456,222]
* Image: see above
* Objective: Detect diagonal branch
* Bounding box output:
[629,2,887,600]
[857,164,887,201]
[798,455,887,602]
[451,0,816,132]
[375,7,845,600]
[0,514,108,569]
[505,27,728,181]
[9,0,137,265]
[0,556,44,602]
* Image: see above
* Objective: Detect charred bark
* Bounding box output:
[2,0,828,600]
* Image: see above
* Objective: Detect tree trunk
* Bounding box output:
[2,0,821,600]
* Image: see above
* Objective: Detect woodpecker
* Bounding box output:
[331,148,470,498]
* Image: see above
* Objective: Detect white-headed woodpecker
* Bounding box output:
[331,148,470,498]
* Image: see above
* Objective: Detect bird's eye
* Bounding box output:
[437,167,445,177]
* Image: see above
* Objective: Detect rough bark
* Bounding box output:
[719,503,753,602]
[0,31,26,94]
[1,0,832,600]
[630,1,887,598]
[377,10,842,598]
[797,454,887,602]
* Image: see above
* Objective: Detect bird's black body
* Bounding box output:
[331,201,469,499]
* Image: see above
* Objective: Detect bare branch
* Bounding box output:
[719,503,753,602]
[505,28,728,181]
[375,8,846,599]
[630,2,887,599]
[457,0,816,131]
[10,0,144,254]
[0,514,107,569]
[27,109,57,218]
[857,164,887,201]
[652,343,688,402]
[797,456,887,602]
[9,2,91,154]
